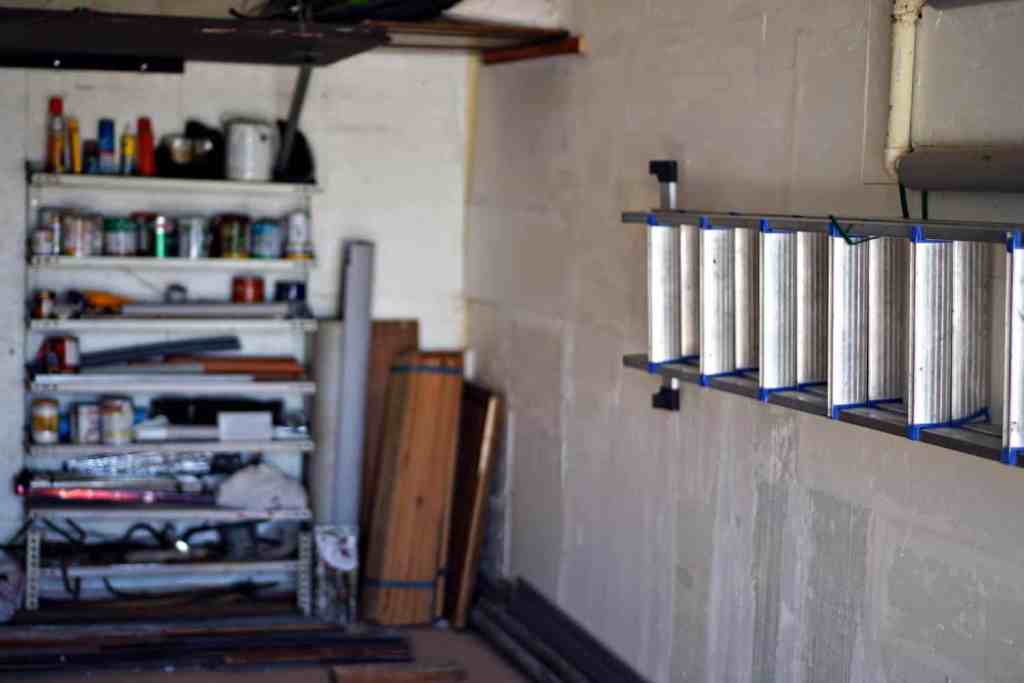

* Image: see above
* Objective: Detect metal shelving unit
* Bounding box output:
[22,170,320,617]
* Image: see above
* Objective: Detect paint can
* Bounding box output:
[30,228,55,257]
[225,120,277,182]
[37,336,79,374]
[177,216,208,259]
[71,403,101,444]
[31,399,60,445]
[38,207,62,255]
[32,290,55,319]
[101,397,134,445]
[251,218,282,259]
[103,217,138,256]
[61,213,94,257]
[232,275,265,303]
[274,280,307,303]
[215,214,251,259]
[285,210,313,260]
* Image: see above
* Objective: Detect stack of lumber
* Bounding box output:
[363,351,464,625]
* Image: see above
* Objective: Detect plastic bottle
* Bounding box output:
[98,119,116,174]
[45,97,65,174]
[136,117,155,177]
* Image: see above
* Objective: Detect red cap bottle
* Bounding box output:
[48,97,63,116]
[136,116,155,177]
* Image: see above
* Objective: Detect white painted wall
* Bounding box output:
[0,51,470,537]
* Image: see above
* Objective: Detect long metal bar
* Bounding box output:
[275,62,314,178]
[734,228,759,371]
[951,241,991,420]
[759,229,796,392]
[868,238,908,402]
[908,238,953,430]
[827,233,869,416]
[624,210,1017,243]
[796,233,828,384]
[699,225,735,379]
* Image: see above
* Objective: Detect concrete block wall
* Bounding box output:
[0,50,470,538]
[467,1,1024,681]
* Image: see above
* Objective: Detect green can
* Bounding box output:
[150,215,175,258]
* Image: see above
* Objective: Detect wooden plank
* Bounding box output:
[482,36,585,65]
[363,351,463,625]
[330,660,467,682]
[444,384,501,629]
[361,321,420,534]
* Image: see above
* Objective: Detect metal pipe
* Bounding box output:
[275,62,313,178]
[885,0,928,178]
[646,161,682,364]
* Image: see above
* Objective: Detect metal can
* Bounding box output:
[274,280,306,302]
[37,335,80,374]
[103,217,138,256]
[285,210,312,259]
[38,207,62,255]
[177,216,208,259]
[71,403,101,444]
[232,275,265,303]
[31,399,60,445]
[101,397,134,445]
[61,213,94,257]
[98,118,116,174]
[32,290,56,319]
[251,218,282,259]
[31,227,55,257]
[214,214,250,259]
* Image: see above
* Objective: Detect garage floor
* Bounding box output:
[8,628,527,683]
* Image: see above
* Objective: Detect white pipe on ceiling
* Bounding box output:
[884,0,928,179]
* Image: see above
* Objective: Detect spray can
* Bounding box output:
[136,117,156,177]
[120,124,136,175]
[45,97,65,174]
[98,119,116,174]
[67,117,82,174]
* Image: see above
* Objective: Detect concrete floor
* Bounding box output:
[13,628,527,683]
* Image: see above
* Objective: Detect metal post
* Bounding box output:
[646,161,681,365]
[951,241,991,420]
[275,63,314,179]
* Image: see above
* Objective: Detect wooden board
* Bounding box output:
[360,321,420,533]
[330,660,467,682]
[444,383,501,629]
[363,351,463,625]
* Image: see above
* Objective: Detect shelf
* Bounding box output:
[29,256,314,274]
[27,440,315,458]
[626,354,1004,464]
[29,318,317,334]
[40,560,299,579]
[622,210,1018,244]
[30,378,316,396]
[28,506,312,522]
[29,172,321,196]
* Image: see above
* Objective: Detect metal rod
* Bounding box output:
[275,62,314,178]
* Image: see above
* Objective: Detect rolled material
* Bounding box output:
[646,219,682,364]
[313,321,344,523]
[734,228,759,371]
[827,233,869,413]
[700,226,735,378]
[760,230,797,391]
[909,240,953,427]
[1003,240,1024,452]
[334,241,374,528]
[796,233,828,385]
[952,241,991,419]
[868,238,908,402]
